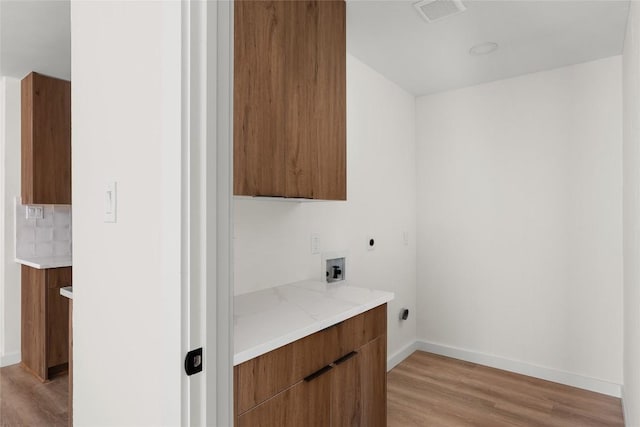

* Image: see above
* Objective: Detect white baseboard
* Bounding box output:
[0,351,20,367]
[387,341,418,372]
[414,340,622,398]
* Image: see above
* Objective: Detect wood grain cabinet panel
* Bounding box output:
[360,336,387,427]
[235,320,342,414]
[45,268,72,368]
[234,0,346,200]
[21,266,71,381]
[238,368,333,427]
[21,266,47,380]
[235,304,387,426]
[21,72,71,205]
[331,352,362,427]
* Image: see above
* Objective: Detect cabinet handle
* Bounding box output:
[334,351,358,366]
[253,195,315,200]
[304,365,333,382]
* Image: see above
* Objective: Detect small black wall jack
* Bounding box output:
[400,308,409,321]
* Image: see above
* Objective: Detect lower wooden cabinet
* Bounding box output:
[331,351,362,426]
[238,368,332,427]
[21,265,71,381]
[359,336,387,427]
[235,304,387,427]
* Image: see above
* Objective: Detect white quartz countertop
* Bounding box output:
[15,256,72,269]
[234,280,394,366]
[60,286,73,300]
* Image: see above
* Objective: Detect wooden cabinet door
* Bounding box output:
[238,367,333,427]
[359,335,387,427]
[21,266,71,381]
[234,0,288,197]
[331,352,362,427]
[305,0,346,200]
[21,266,47,380]
[46,267,72,368]
[234,1,346,200]
[21,72,71,205]
[284,0,346,200]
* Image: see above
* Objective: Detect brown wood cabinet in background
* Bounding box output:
[234,0,346,200]
[234,304,387,427]
[21,72,71,205]
[21,266,71,381]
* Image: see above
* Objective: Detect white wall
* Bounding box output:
[623,2,640,424]
[234,55,417,361]
[71,2,183,425]
[416,57,623,392]
[0,76,21,367]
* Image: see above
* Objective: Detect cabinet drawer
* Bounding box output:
[237,365,333,427]
[235,322,341,414]
[336,304,386,356]
[235,304,387,415]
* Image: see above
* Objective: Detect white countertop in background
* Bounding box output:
[15,256,72,269]
[60,286,73,299]
[234,280,394,366]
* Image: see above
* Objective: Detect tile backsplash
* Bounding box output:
[15,199,72,259]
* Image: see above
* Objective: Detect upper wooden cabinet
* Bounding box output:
[21,72,71,205]
[234,0,346,200]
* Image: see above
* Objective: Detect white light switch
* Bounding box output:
[104,182,117,223]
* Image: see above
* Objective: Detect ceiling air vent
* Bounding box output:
[414,0,466,23]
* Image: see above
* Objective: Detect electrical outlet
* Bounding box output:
[26,206,43,220]
[403,231,409,246]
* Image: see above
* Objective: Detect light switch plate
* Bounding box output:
[104,182,117,223]
[311,233,321,254]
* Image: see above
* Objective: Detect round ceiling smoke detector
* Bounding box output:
[469,42,499,56]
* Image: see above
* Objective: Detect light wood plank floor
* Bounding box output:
[0,364,68,426]
[388,351,623,427]
[1,351,624,426]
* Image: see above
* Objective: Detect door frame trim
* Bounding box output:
[181,1,234,425]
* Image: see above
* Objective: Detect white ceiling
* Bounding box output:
[0,0,71,80]
[347,0,630,96]
[0,0,629,94]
